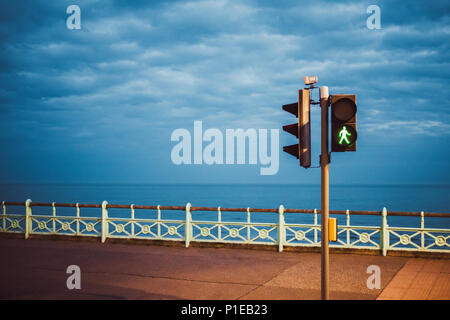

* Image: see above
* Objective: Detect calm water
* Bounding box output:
[1,184,449,228]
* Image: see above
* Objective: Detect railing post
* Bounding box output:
[380,207,389,256]
[76,203,80,235]
[52,202,56,233]
[157,205,161,238]
[421,211,425,250]
[2,201,5,232]
[185,203,192,248]
[247,207,251,242]
[131,204,135,237]
[25,199,32,239]
[278,205,285,252]
[217,206,221,241]
[346,209,350,247]
[314,209,318,244]
[101,201,108,243]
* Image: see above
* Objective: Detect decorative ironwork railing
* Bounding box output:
[1,200,449,255]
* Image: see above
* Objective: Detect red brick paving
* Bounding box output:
[377,259,450,300]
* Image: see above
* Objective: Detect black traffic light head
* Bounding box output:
[331,94,357,152]
[282,89,311,167]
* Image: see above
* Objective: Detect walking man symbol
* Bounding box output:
[338,126,351,145]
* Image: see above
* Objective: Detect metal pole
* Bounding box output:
[320,86,330,300]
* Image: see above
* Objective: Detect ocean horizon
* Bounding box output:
[1,183,449,230]
[1,183,449,211]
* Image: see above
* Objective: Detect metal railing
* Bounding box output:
[1,200,449,255]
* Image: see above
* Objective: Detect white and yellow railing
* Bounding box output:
[1,200,449,255]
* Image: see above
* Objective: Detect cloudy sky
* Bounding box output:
[0,0,449,185]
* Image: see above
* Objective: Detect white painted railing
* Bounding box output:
[1,200,449,255]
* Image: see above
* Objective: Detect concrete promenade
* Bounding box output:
[0,237,448,300]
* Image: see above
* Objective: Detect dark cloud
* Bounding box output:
[0,0,449,184]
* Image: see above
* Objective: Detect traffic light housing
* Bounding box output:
[282,89,311,168]
[331,94,357,152]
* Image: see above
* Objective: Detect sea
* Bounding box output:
[0,184,449,229]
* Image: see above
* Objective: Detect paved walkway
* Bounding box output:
[0,237,447,299]
[377,258,450,300]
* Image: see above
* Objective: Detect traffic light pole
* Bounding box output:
[319,86,330,300]
[284,81,356,299]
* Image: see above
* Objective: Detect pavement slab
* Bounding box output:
[377,258,450,300]
[0,236,437,300]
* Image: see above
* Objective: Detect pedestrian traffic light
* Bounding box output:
[282,89,311,168]
[331,94,357,152]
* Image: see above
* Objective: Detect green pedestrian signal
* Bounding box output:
[336,124,357,147]
[331,95,357,152]
[338,126,351,145]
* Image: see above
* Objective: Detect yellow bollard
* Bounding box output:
[329,218,337,242]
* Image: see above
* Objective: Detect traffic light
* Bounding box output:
[331,94,357,152]
[282,89,311,168]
